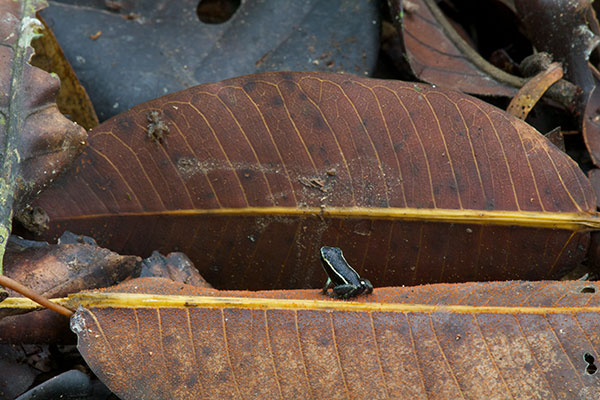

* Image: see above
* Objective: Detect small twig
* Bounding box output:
[422,0,526,88]
[0,275,74,317]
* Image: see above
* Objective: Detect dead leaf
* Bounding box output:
[14,369,98,399]
[0,309,71,344]
[507,62,564,119]
[0,233,140,343]
[515,0,599,100]
[3,233,141,301]
[386,0,523,97]
[589,168,600,209]
[30,13,99,130]
[515,0,600,167]
[385,0,581,114]
[583,85,600,165]
[0,0,88,272]
[41,0,380,120]
[66,277,600,399]
[29,71,599,289]
[544,126,566,153]
[0,344,40,399]
[140,251,212,288]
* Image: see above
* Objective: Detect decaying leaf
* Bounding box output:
[0,233,140,344]
[506,62,564,120]
[41,0,380,119]
[3,233,141,301]
[0,0,88,271]
[515,0,599,101]
[0,344,40,399]
[515,0,600,167]
[29,71,599,289]
[386,0,523,97]
[30,13,99,130]
[589,168,600,209]
[32,70,600,287]
[583,85,600,165]
[63,277,600,399]
[543,126,566,153]
[385,0,582,117]
[140,251,212,288]
[0,309,71,344]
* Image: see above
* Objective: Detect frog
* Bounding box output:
[320,246,373,299]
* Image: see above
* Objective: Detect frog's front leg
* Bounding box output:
[332,284,360,299]
[322,277,333,294]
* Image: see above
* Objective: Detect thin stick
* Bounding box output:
[0,275,74,317]
[421,0,526,88]
[388,0,580,110]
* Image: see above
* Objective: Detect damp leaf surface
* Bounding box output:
[32,71,598,289]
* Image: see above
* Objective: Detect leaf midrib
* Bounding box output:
[3,292,598,315]
[51,206,600,230]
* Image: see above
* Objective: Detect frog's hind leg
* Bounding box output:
[332,284,360,299]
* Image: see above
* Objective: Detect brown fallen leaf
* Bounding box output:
[0,0,88,269]
[0,344,41,399]
[140,251,212,288]
[543,126,566,153]
[515,0,600,167]
[507,62,564,120]
[583,85,600,165]
[40,0,380,120]
[386,0,521,97]
[63,277,600,399]
[589,168,600,209]
[515,0,599,101]
[0,309,71,344]
[30,71,599,289]
[3,233,141,301]
[385,0,581,114]
[0,233,140,343]
[30,13,99,130]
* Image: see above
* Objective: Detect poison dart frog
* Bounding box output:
[320,246,373,299]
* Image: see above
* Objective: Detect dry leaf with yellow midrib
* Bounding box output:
[31,71,598,289]
[61,277,600,399]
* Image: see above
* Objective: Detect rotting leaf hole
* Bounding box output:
[580,286,596,294]
[584,352,597,375]
[197,0,240,24]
